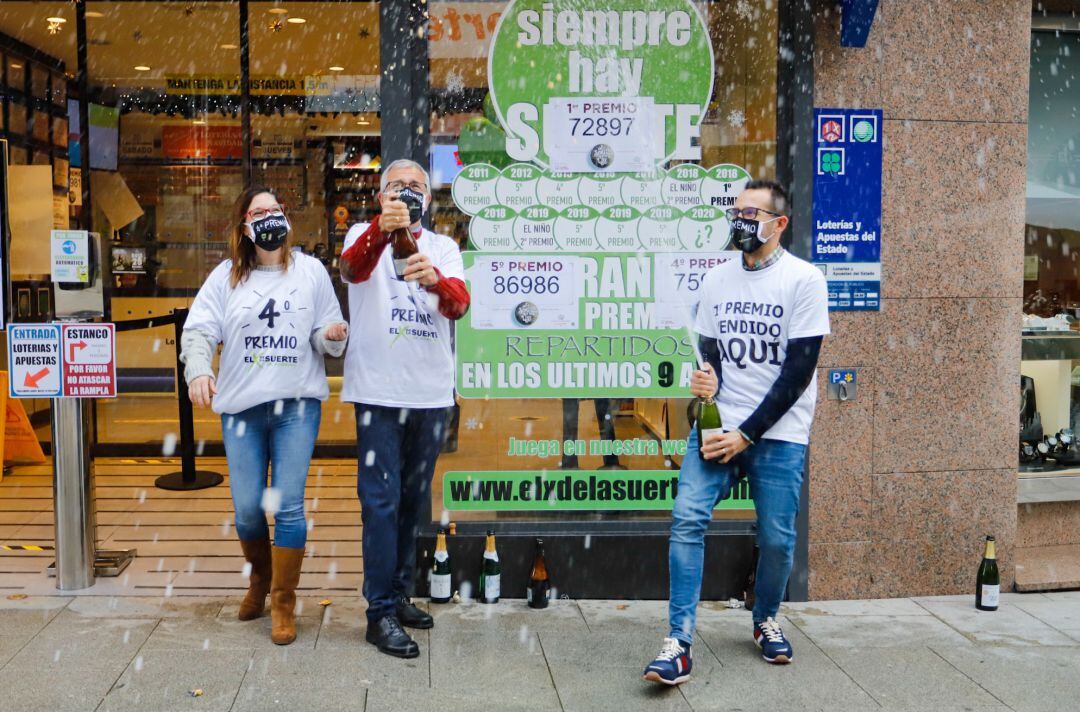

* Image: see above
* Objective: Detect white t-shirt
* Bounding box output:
[340,224,465,408]
[694,251,830,445]
[185,253,344,415]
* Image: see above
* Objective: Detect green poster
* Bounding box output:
[454,164,751,398]
[487,0,715,170]
[449,0,752,507]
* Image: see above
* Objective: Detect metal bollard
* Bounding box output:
[49,396,96,590]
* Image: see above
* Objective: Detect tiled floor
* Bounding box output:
[0,458,363,596]
[1,593,1077,711]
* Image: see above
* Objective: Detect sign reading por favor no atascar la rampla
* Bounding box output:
[7,323,116,399]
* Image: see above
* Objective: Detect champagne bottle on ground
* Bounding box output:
[479,530,501,604]
[697,396,723,461]
[975,535,999,611]
[430,528,452,604]
[527,538,550,609]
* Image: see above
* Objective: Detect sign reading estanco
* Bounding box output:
[487,0,714,170]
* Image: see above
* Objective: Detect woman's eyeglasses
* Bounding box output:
[246,205,285,221]
[725,206,782,221]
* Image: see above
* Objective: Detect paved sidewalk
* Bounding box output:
[0,591,1077,711]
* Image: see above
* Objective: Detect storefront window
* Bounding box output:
[0,3,78,444]
[1020,23,1080,472]
[428,0,779,524]
[83,1,243,446]
[70,1,382,449]
[247,1,382,445]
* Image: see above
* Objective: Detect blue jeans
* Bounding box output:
[669,429,806,644]
[220,398,321,549]
[355,403,448,624]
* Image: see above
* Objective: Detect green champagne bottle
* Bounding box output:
[479,530,501,604]
[697,396,722,461]
[975,535,999,611]
[430,528,452,604]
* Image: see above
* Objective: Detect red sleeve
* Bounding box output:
[426,267,471,320]
[340,216,389,283]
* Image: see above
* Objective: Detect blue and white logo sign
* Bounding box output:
[813,107,882,312]
[50,230,91,284]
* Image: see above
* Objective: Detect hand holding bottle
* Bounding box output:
[700,430,750,463]
[379,192,412,232]
[690,363,718,399]
[403,253,439,287]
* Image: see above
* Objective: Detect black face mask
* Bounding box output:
[729,216,778,254]
[246,213,290,250]
[397,186,426,224]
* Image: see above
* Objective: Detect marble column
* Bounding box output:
[808,0,1030,598]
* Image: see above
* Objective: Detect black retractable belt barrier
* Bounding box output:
[114,309,224,491]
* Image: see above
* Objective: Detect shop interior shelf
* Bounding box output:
[1021,332,1080,361]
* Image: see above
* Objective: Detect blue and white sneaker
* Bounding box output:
[642,637,693,686]
[753,617,793,664]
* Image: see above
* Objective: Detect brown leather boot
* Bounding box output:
[237,538,272,621]
[270,546,305,645]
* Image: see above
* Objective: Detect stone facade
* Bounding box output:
[808,0,1031,598]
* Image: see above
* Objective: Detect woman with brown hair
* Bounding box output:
[180,187,347,644]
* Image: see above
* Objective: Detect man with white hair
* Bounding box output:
[339,158,470,658]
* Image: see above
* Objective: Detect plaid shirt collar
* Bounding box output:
[743,245,785,271]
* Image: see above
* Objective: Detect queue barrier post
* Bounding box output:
[154,308,224,491]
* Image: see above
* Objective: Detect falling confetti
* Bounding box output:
[261,487,283,515]
[161,433,178,456]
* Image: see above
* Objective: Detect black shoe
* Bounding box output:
[365,615,420,658]
[396,597,434,629]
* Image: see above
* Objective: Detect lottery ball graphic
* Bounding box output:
[589,144,614,170]
[513,301,539,327]
[853,120,874,142]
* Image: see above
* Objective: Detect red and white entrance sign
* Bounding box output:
[61,323,117,398]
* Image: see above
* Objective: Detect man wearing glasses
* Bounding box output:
[644,180,829,685]
[339,159,470,658]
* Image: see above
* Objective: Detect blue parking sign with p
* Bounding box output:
[830,370,856,385]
